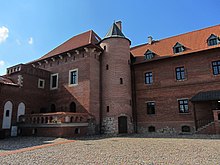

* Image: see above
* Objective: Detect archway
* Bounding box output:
[17,102,25,122]
[2,101,13,129]
[70,102,76,112]
[118,116,128,134]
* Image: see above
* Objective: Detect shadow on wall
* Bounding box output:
[40,81,91,114]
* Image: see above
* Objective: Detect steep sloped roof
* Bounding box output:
[37,30,101,61]
[131,24,220,63]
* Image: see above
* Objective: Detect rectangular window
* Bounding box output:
[174,47,183,53]
[6,110,10,117]
[178,99,189,113]
[38,79,45,89]
[69,69,78,86]
[120,78,123,84]
[176,67,185,80]
[212,60,220,75]
[147,102,155,114]
[208,39,218,46]
[145,72,153,84]
[50,73,58,90]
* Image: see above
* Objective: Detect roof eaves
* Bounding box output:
[132,46,220,65]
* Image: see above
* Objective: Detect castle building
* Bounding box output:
[1,22,220,137]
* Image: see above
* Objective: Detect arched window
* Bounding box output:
[218,113,220,120]
[51,104,56,112]
[17,102,25,122]
[70,102,76,112]
[181,125,191,132]
[2,101,13,129]
[148,126,156,132]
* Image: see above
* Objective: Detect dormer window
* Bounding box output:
[207,34,219,46]
[144,50,155,60]
[173,42,185,54]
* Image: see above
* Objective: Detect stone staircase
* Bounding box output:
[195,121,216,134]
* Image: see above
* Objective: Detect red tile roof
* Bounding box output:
[0,76,18,86]
[37,30,101,61]
[131,24,220,63]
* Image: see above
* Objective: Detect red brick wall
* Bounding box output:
[37,48,101,132]
[100,38,133,133]
[0,65,50,130]
[134,48,220,133]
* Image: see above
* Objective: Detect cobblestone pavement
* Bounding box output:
[0,134,220,165]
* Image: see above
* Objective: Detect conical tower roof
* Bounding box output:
[104,23,126,39]
[102,22,130,44]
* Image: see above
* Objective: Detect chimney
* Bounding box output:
[115,21,122,31]
[148,36,153,45]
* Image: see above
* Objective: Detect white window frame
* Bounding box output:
[50,73,59,90]
[177,98,189,113]
[38,79,45,89]
[69,68,78,86]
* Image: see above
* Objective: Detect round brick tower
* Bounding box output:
[99,21,133,134]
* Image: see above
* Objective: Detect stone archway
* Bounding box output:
[118,116,128,134]
[2,101,13,129]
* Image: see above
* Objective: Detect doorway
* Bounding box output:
[118,116,128,134]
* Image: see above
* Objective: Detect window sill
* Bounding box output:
[69,84,78,87]
[144,83,153,86]
[50,87,58,90]
[179,112,191,115]
[147,114,156,116]
[176,79,187,82]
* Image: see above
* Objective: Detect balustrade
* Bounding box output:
[19,112,89,125]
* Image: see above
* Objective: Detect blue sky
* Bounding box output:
[0,0,220,75]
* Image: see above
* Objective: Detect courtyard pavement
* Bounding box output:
[0,134,220,165]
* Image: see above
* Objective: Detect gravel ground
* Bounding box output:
[0,134,220,165]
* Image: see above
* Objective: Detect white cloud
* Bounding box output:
[0,60,5,68]
[28,37,33,45]
[0,26,9,43]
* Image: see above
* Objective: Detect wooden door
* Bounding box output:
[118,116,128,133]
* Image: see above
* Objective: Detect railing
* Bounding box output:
[19,112,90,124]
[197,119,213,129]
